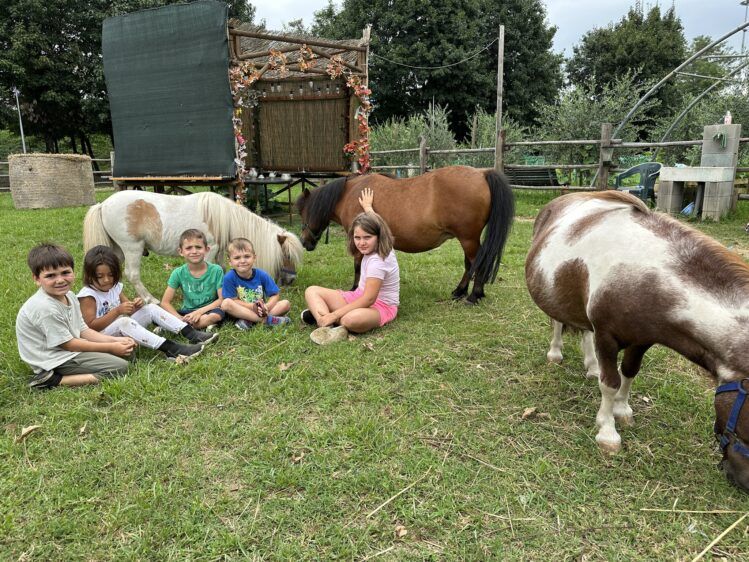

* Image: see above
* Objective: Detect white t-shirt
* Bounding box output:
[358,250,400,305]
[16,289,88,373]
[77,282,123,318]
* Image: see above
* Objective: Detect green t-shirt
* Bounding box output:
[167,263,224,311]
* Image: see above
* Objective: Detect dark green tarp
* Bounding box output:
[103,1,235,178]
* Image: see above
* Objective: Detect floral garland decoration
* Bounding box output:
[229,50,291,202]
[326,55,372,174]
[229,45,317,203]
[299,45,317,72]
[229,61,260,202]
[229,44,372,204]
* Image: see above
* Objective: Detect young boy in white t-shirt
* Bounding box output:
[15,243,136,389]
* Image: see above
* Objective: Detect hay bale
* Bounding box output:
[9,153,96,209]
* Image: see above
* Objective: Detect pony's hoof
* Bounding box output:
[597,439,622,455]
[615,414,635,427]
[546,351,563,364]
[585,369,600,380]
[451,291,467,301]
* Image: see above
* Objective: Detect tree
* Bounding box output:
[0,0,257,153]
[227,0,256,23]
[312,0,562,138]
[566,5,686,133]
[475,0,563,128]
[679,35,737,99]
[533,72,659,184]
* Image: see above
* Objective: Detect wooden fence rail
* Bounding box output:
[370,124,749,191]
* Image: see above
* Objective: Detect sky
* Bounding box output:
[253,0,749,56]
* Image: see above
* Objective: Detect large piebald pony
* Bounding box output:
[84,191,303,304]
[526,190,749,491]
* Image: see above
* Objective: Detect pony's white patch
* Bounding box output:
[528,193,749,457]
[83,191,303,303]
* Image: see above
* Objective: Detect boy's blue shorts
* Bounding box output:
[178,307,226,321]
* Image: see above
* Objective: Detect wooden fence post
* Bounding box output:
[470,111,478,150]
[597,123,613,190]
[110,151,121,191]
[419,135,428,175]
[496,129,506,173]
[493,25,505,172]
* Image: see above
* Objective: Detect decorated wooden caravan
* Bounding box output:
[102,0,370,205]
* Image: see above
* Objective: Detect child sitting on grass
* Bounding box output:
[161,229,225,330]
[78,246,214,361]
[16,243,135,389]
[303,188,400,344]
[220,237,291,329]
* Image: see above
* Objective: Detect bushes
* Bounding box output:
[370,104,529,171]
[370,104,456,172]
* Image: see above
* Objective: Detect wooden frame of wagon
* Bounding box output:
[225,23,371,217]
[110,11,371,219]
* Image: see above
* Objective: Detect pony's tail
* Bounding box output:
[83,203,114,251]
[469,170,515,284]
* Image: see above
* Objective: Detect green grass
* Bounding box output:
[2,189,749,560]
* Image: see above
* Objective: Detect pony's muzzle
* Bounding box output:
[279,268,297,286]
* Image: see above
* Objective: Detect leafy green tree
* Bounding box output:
[312,0,561,138]
[0,0,257,154]
[533,71,659,184]
[680,36,733,96]
[475,0,563,128]
[227,0,256,23]
[282,18,309,34]
[566,5,686,134]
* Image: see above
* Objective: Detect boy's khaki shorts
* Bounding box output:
[55,352,129,379]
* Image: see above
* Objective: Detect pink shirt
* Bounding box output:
[358,250,400,306]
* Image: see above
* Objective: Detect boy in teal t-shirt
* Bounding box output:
[161,229,225,329]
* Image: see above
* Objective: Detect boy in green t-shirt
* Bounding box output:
[161,229,224,330]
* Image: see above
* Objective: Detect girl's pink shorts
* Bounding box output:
[339,288,398,326]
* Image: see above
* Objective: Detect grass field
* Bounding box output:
[1,189,749,560]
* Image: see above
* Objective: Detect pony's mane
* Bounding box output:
[533,190,649,237]
[638,210,749,298]
[297,177,348,229]
[196,192,302,274]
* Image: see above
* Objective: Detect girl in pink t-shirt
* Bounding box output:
[304,188,400,344]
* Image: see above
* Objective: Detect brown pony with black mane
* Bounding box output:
[296,166,515,303]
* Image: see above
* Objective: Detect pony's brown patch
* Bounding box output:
[526,257,592,331]
[565,209,613,244]
[125,200,163,247]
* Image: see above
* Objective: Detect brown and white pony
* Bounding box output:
[525,190,749,491]
[296,166,515,303]
[83,191,303,304]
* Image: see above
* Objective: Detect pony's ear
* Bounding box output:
[277,233,287,246]
[302,187,310,197]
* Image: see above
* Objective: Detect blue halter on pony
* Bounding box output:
[715,379,749,459]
